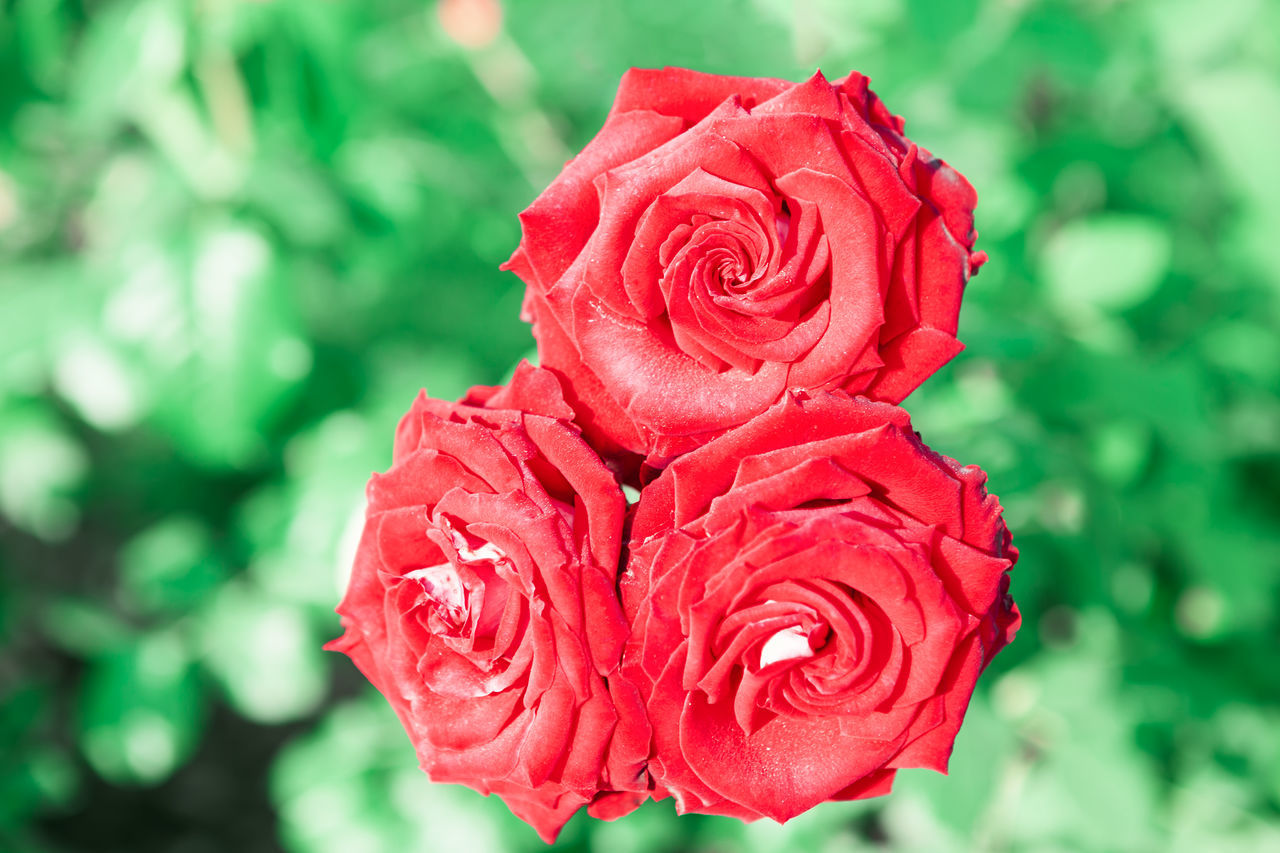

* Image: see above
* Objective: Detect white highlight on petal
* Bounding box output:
[448,528,506,564]
[759,624,815,668]
[405,563,467,616]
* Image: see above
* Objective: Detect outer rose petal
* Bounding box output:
[620,391,1018,822]
[677,693,906,821]
[505,68,984,471]
[327,365,635,842]
[504,110,686,292]
[611,66,793,123]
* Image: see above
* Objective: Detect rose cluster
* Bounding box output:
[330,68,1020,842]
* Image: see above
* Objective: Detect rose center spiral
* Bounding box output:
[693,229,761,296]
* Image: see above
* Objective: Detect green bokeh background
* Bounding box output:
[2,0,1278,850]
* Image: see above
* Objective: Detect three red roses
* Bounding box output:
[329,67,1020,842]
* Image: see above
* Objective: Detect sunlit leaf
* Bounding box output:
[1041,215,1172,312]
[199,581,326,724]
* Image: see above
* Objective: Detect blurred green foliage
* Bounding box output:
[1,0,1278,850]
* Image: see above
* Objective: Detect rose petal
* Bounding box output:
[611,66,792,123]
[504,109,685,290]
[679,691,904,822]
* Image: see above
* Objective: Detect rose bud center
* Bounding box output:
[404,562,472,633]
[404,522,515,652]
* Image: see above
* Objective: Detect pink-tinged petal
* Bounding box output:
[525,288,650,463]
[829,768,896,800]
[509,672,576,788]
[679,693,903,822]
[464,360,577,421]
[414,679,524,750]
[911,154,979,252]
[367,451,487,514]
[610,67,792,123]
[775,168,887,391]
[651,392,911,529]
[913,204,971,337]
[491,786,589,844]
[887,632,985,773]
[335,516,411,646]
[424,703,530,783]
[393,420,526,496]
[751,70,842,120]
[574,129,767,320]
[641,646,725,813]
[391,390,432,459]
[934,536,1016,617]
[570,292,791,436]
[587,790,649,821]
[702,456,870,531]
[504,109,685,291]
[371,507,444,583]
[601,675,652,793]
[864,326,965,405]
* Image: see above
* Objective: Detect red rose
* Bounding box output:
[620,391,1019,821]
[504,67,986,469]
[327,364,647,842]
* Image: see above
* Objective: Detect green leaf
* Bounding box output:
[119,516,226,615]
[199,581,326,724]
[147,221,308,468]
[271,694,535,853]
[68,0,186,131]
[76,631,202,785]
[0,402,86,541]
[1041,215,1172,312]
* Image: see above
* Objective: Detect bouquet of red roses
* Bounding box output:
[329,68,1020,843]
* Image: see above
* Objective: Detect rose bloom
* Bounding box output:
[504,67,986,471]
[620,390,1020,820]
[327,364,647,842]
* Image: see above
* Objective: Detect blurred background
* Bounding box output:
[2,0,1278,850]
